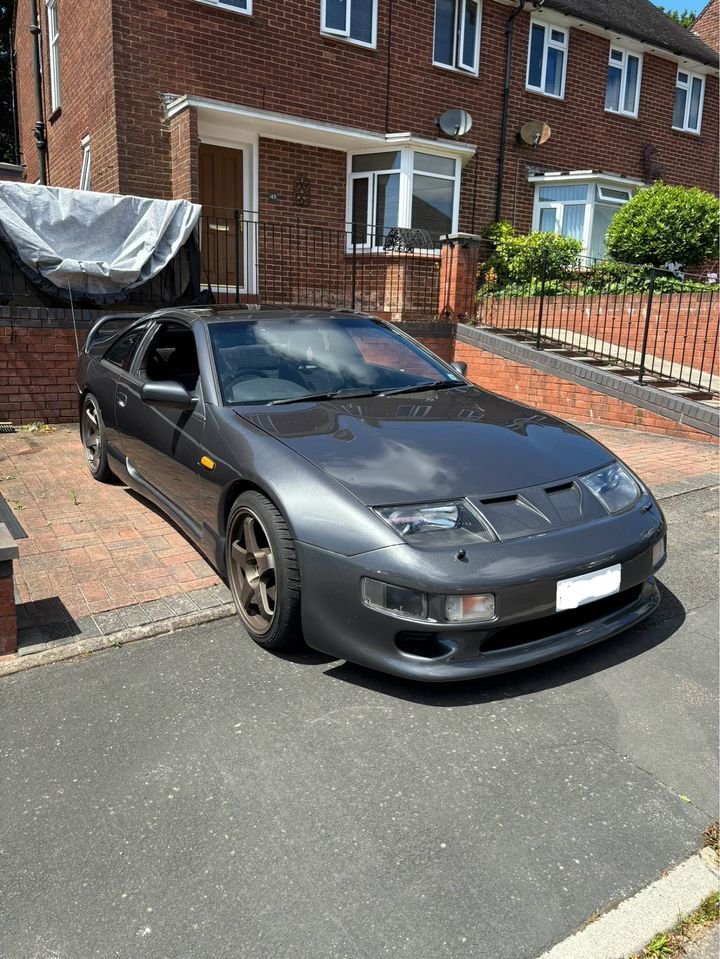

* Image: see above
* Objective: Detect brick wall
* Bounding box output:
[14,0,718,229]
[693,1,719,53]
[454,337,716,443]
[478,293,720,376]
[0,566,17,657]
[15,0,119,191]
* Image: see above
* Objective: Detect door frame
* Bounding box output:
[198,135,259,297]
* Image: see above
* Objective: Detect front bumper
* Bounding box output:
[298,495,665,682]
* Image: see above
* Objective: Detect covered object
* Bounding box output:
[0,183,201,306]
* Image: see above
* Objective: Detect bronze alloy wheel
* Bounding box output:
[228,507,278,636]
[80,393,112,482]
[225,492,302,651]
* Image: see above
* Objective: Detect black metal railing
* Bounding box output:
[477,253,720,395]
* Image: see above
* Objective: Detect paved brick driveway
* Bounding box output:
[0,423,717,654]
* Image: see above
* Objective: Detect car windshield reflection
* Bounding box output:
[208,316,461,406]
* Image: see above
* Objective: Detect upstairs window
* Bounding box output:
[605,46,642,117]
[526,20,568,99]
[45,0,61,113]
[322,0,376,48]
[349,149,460,251]
[673,69,705,133]
[433,0,481,75]
[195,0,252,12]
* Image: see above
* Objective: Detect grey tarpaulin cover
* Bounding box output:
[0,182,200,296]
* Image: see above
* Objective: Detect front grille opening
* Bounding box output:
[481,584,644,653]
[396,633,456,660]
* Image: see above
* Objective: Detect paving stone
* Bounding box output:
[161,593,200,616]
[118,605,151,629]
[43,621,81,643]
[140,599,174,623]
[74,616,101,640]
[16,641,50,656]
[207,584,233,605]
[16,626,47,649]
[93,610,128,636]
[189,587,222,610]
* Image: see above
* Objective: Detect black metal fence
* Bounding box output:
[477,254,720,395]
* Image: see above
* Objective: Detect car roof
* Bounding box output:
[147,306,377,325]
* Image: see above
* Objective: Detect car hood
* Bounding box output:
[238,386,613,505]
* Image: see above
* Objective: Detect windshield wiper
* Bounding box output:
[269,388,380,406]
[378,381,462,397]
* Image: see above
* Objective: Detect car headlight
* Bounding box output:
[375,500,494,543]
[581,463,641,514]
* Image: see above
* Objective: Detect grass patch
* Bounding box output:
[628,891,719,958]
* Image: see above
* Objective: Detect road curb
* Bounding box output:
[0,603,237,677]
[537,847,720,959]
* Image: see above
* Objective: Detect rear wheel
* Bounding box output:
[81,393,113,482]
[225,491,302,651]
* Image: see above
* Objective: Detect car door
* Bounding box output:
[114,319,205,529]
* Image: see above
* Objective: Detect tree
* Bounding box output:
[605,183,720,269]
[655,6,697,29]
[0,2,16,164]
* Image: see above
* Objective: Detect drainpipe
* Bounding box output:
[495,0,542,222]
[384,0,395,132]
[29,0,48,184]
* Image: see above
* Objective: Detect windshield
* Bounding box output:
[208,316,462,406]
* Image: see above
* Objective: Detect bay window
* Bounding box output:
[605,46,642,117]
[526,19,568,99]
[532,176,636,260]
[322,0,376,47]
[349,149,460,251]
[433,0,482,75]
[673,69,705,134]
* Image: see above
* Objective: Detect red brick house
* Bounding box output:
[11,0,720,297]
[693,0,719,54]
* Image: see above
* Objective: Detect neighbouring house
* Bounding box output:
[692,0,719,54]
[10,0,719,301]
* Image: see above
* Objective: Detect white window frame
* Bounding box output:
[79,136,92,191]
[45,0,61,113]
[605,45,642,118]
[525,18,568,100]
[672,69,705,134]
[432,0,482,76]
[531,174,638,260]
[321,0,377,49]
[347,148,461,253]
[193,0,252,15]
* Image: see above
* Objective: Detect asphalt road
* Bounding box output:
[0,486,718,959]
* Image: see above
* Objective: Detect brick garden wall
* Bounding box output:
[454,336,717,443]
[478,293,720,376]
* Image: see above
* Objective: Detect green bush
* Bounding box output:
[605,182,720,268]
[482,221,582,285]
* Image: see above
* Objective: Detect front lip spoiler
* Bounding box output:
[382,579,661,682]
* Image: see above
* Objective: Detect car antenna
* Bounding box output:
[68,280,80,355]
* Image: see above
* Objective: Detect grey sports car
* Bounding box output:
[76,307,666,682]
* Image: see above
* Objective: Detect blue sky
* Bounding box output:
[658,0,707,13]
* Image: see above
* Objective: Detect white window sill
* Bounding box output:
[525,84,565,101]
[192,0,252,15]
[432,60,479,78]
[671,125,702,136]
[604,108,639,120]
[320,30,377,50]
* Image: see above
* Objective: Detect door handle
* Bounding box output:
[117,391,127,408]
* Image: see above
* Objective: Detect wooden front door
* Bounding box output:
[199,144,245,292]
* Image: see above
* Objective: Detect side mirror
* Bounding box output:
[451,361,468,377]
[141,381,197,412]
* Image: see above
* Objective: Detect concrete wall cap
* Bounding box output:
[0,524,20,561]
[440,233,484,246]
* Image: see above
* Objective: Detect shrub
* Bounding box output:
[482,221,582,285]
[605,182,720,268]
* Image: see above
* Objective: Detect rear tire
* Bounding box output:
[80,393,114,483]
[225,491,302,651]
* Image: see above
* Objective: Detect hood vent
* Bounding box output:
[546,482,583,524]
[477,495,551,541]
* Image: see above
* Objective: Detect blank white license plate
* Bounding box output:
[556,564,622,611]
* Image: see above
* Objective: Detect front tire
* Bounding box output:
[80,393,113,482]
[225,491,302,651]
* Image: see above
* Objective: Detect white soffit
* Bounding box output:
[166,95,476,164]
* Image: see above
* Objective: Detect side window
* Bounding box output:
[138,323,200,393]
[103,322,149,371]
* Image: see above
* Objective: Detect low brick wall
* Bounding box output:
[478,292,719,376]
[455,329,717,444]
[0,525,19,656]
[0,309,454,425]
